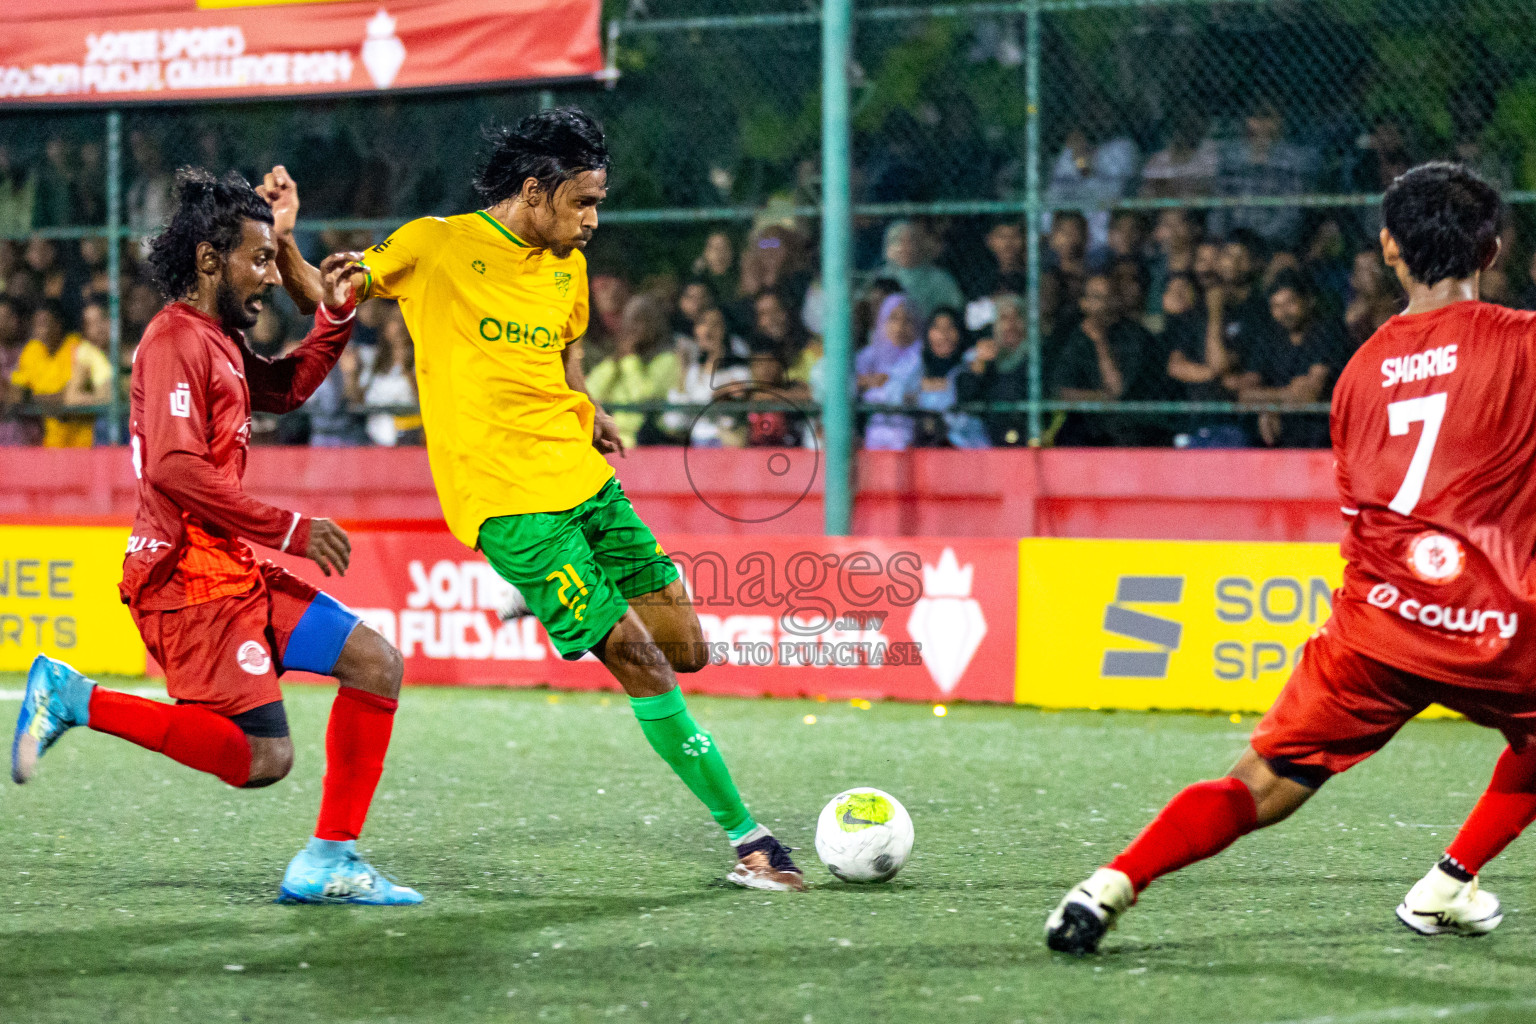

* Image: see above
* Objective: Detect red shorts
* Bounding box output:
[1252,625,1536,779]
[132,562,357,718]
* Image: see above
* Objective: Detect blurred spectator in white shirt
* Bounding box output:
[1207,101,1318,250]
[1046,123,1140,252]
[1140,116,1219,200]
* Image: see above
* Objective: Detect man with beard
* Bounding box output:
[1238,271,1349,448]
[12,168,421,906]
[1167,230,1270,445]
[259,109,806,892]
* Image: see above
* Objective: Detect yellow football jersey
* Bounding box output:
[360,211,615,547]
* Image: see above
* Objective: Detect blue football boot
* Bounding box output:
[278,839,423,906]
[12,654,94,784]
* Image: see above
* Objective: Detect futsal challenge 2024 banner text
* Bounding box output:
[1,0,602,104]
[4,525,1404,715]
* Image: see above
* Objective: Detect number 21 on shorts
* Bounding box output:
[546,563,590,622]
[1387,392,1447,516]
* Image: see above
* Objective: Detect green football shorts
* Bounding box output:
[477,476,680,659]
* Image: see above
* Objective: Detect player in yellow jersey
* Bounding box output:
[258,109,803,891]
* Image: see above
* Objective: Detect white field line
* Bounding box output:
[1261,997,1536,1024]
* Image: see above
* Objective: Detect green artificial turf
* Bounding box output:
[3,679,1536,1023]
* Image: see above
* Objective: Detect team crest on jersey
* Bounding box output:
[237,640,271,675]
[553,271,571,297]
[1407,531,1465,584]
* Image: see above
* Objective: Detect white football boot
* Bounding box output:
[498,584,531,622]
[1045,867,1135,954]
[1396,863,1502,936]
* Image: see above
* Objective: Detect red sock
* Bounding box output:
[88,688,251,787]
[314,687,398,842]
[1444,745,1536,875]
[1108,776,1259,894]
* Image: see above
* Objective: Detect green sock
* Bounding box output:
[630,688,757,841]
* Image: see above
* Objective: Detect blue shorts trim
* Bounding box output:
[283,591,360,675]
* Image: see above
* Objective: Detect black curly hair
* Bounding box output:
[146,167,274,300]
[1383,162,1502,287]
[473,107,610,206]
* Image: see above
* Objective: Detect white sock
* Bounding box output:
[732,824,771,848]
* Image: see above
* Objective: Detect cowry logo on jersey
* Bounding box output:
[471,260,486,275]
[1364,581,1515,639]
[1381,344,1457,388]
[169,382,191,418]
[905,548,985,694]
[1408,532,1465,584]
[1367,583,1400,609]
[236,640,271,675]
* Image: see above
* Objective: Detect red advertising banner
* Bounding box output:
[251,532,1019,705]
[1,0,603,105]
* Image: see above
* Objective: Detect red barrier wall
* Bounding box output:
[0,446,1345,542]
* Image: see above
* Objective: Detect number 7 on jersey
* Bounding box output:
[1387,393,1447,516]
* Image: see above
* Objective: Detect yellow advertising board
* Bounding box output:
[0,526,146,675]
[1017,538,1351,712]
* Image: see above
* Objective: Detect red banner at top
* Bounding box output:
[0,0,603,106]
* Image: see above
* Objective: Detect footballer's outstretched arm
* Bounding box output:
[244,253,361,414]
[564,340,625,457]
[255,165,326,315]
[257,166,372,313]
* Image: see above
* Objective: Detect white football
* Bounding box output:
[814,787,914,883]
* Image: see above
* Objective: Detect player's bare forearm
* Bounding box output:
[246,255,362,412]
[257,164,325,314]
[345,267,370,302]
[275,231,323,315]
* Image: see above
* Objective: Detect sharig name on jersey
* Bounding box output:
[1380,344,1457,388]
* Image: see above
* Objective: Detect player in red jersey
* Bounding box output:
[10,168,421,905]
[1048,162,1536,953]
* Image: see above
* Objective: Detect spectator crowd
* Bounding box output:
[5,106,1536,452]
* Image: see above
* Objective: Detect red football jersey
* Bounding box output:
[121,300,354,611]
[1330,300,1536,691]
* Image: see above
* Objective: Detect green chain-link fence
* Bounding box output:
[5,0,1536,448]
